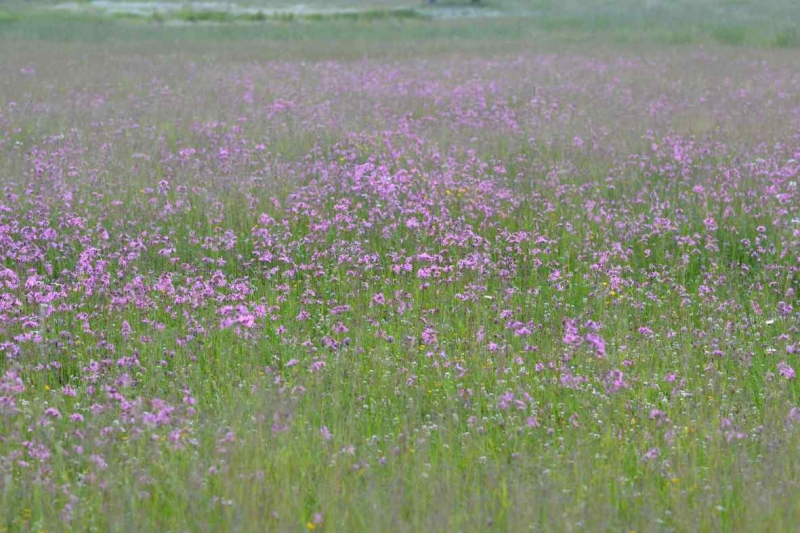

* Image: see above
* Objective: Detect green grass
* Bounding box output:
[0,0,798,49]
[0,2,799,531]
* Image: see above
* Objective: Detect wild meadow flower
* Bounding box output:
[778,361,796,380]
[320,426,333,441]
[642,448,660,461]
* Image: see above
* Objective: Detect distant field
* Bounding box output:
[1,2,800,532]
[2,0,800,48]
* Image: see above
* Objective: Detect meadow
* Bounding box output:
[1,1,800,531]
